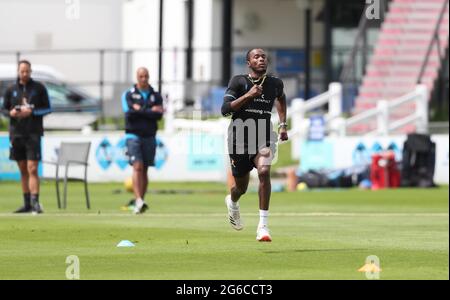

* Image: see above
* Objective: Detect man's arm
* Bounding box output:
[1,88,12,117]
[122,90,141,118]
[275,93,287,124]
[138,93,163,120]
[275,80,288,141]
[2,87,22,118]
[131,108,162,120]
[221,76,262,117]
[122,91,163,120]
[32,84,52,116]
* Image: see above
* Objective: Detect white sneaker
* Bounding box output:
[133,199,148,214]
[225,195,243,230]
[31,201,43,215]
[256,225,272,242]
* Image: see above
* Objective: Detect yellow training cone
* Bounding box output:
[358,263,382,273]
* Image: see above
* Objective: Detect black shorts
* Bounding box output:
[126,136,156,168]
[229,143,277,178]
[9,135,42,161]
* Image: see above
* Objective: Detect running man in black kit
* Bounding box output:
[221,48,288,242]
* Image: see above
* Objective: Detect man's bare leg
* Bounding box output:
[253,148,274,241]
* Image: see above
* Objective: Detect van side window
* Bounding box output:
[44,81,84,106]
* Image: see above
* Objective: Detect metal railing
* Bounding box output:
[417,0,449,84]
[283,83,343,159]
[287,82,428,137]
[0,46,334,122]
[163,81,429,164]
[335,85,428,136]
[338,0,390,111]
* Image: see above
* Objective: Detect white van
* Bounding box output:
[0,64,101,129]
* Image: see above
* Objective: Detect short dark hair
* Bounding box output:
[18,60,31,69]
[246,48,265,61]
[246,49,253,61]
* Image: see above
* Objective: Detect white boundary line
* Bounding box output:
[0,212,447,218]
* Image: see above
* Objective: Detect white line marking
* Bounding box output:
[0,212,447,218]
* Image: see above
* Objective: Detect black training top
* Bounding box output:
[221,74,284,152]
[2,78,51,138]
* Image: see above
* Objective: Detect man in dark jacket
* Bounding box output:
[1,60,51,214]
[121,67,163,214]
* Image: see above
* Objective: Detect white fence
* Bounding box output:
[287,83,343,159]
[288,83,428,138]
[163,82,429,162]
[337,85,429,137]
[286,83,429,158]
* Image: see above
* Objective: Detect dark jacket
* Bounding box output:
[122,85,163,137]
[2,78,52,137]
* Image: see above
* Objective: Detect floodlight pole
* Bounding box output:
[99,49,105,124]
[222,0,233,87]
[186,0,194,80]
[304,3,311,100]
[158,0,164,93]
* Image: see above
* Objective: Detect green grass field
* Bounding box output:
[0,181,448,280]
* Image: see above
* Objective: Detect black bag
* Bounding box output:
[401,134,436,187]
[298,170,329,188]
[327,165,370,188]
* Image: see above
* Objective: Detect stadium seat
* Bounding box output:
[43,142,91,209]
[350,0,449,134]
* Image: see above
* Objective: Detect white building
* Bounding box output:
[0,0,327,115]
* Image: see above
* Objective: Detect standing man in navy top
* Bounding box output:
[1,60,52,214]
[122,67,163,214]
[221,48,288,241]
